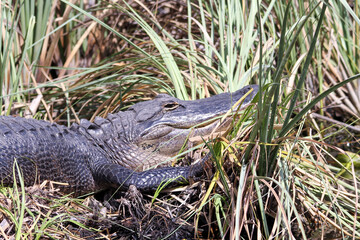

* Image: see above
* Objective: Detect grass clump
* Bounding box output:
[1,0,360,239]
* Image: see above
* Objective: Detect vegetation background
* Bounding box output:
[0,0,359,239]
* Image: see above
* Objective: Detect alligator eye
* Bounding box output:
[163,102,179,111]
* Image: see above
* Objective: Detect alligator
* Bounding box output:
[0,85,258,196]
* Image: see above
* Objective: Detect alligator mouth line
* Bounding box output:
[188,116,235,143]
[140,105,249,144]
[170,114,225,129]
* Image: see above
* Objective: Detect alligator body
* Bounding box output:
[0,85,258,196]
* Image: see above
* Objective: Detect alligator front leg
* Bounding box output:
[94,159,207,192]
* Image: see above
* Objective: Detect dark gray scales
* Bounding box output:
[0,85,258,196]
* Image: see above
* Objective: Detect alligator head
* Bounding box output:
[77,85,258,171]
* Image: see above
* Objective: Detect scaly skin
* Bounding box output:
[0,85,258,196]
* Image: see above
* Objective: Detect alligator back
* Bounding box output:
[0,116,96,194]
[0,116,206,196]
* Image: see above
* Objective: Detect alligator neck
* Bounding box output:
[71,112,172,171]
[109,143,171,171]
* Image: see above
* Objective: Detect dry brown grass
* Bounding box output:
[1,0,360,239]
